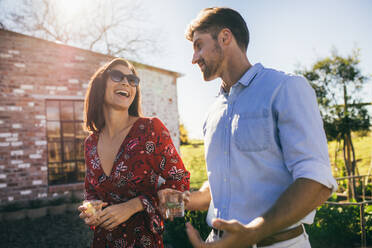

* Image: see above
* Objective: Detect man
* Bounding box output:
[160,7,337,248]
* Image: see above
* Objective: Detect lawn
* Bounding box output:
[180,139,207,189]
[328,132,372,177]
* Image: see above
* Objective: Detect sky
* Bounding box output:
[1,0,371,139]
[142,0,372,139]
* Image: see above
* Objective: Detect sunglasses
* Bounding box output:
[107,69,140,87]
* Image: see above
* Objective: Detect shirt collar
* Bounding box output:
[237,63,263,87]
[218,63,264,96]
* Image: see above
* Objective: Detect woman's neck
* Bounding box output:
[102,106,132,139]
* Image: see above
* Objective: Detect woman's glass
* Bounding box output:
[107,69,140,87]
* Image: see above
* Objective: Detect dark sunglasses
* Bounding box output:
[107,69,140,87]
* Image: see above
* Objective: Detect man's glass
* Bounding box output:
[107,69,140,87]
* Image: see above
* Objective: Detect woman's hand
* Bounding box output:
[96,197,143,231]
[78,202,108,226]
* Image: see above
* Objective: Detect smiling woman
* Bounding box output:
[79,58,190,248]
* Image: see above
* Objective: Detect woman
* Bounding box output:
[79,58,190,248]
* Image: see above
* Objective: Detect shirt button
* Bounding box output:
[224,151,227,154]
[223,178,226,182]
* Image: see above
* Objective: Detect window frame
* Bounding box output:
[45,99,87,185]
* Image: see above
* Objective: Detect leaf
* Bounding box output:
[365,205,372,215]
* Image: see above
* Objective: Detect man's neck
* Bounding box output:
[221,53,252,93]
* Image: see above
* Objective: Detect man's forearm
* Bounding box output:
[186,181,211,211]
[249,178,332,240]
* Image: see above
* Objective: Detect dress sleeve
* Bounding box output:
[135,118,190,235]
[84,135,99,200]
[151,117,190,192]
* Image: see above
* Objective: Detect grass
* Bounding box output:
[180,140,208,189]
[328,132,372,177]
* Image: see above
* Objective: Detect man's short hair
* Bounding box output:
[185,7,249,52]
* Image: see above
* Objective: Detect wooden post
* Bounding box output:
[360,203,366,247]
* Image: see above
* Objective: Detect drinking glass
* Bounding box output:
[165,192,184,218]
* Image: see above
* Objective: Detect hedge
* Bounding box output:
[163,204,372,248]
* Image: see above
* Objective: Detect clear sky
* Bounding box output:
[142,0,372,139]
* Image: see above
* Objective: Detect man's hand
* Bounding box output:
[186,218,261,248]
[157,188,190,221]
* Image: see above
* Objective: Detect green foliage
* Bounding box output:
[180,123,190,145]
[307,203,372,247]
[298,49,370,141]
[163,210,210,248]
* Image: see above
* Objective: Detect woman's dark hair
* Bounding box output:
[185,7,249,52]
[84,58,142,133]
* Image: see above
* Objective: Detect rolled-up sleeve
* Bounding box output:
[274,75,338,192]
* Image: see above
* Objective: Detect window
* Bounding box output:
[46,100,89,185]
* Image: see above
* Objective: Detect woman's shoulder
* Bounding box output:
[84,132,97,145]
[138,116,165,128]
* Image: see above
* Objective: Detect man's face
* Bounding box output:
[192,31,223,81]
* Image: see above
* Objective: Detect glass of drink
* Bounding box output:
[165,192,184,218]
[82,200,104,222]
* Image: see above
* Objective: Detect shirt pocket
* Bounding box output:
[232,109,270,152]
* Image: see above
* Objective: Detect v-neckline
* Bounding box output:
[95,117,142,178]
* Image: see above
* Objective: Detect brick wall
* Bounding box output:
[0,30,182,204]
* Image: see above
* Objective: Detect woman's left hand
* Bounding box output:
[96,197,143,230]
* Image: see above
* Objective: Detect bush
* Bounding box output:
[180,124,189,145]
[307,204,372,248]
[2,201,26,212]
[49,196,67,206]
[28,199,47,209]
[163,210,210,248]
[163,205,372,248]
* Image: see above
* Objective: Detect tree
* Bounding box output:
[179,123,189,145]
[0,0,160,61]
[298,49,371,201]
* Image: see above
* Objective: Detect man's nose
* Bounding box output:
[192,52,199,64]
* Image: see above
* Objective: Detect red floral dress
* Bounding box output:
[84,117,190,248]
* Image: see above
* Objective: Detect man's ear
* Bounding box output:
[219,28,232,45]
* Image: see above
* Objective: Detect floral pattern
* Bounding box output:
[84,117,190,248]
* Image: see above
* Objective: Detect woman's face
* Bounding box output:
[104,64,137,111]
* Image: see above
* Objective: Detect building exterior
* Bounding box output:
[0,29,182,204]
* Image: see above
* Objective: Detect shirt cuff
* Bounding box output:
[292,161,338,193]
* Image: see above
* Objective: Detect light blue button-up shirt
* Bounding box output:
[203,63,337,226]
